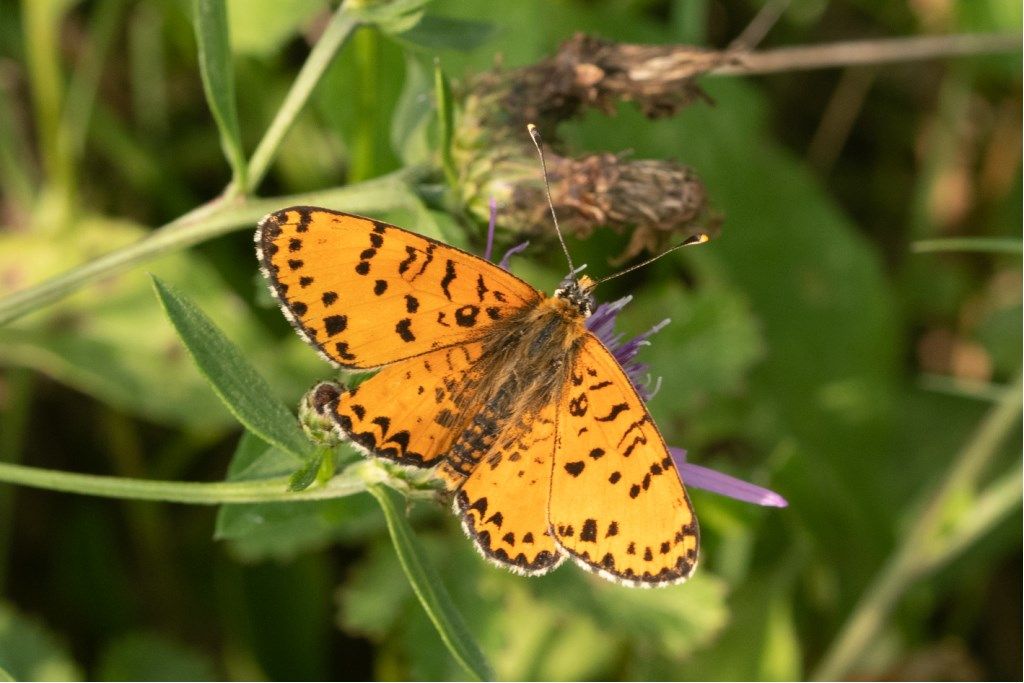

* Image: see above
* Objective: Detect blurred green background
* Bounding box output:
[0,0,1020,680]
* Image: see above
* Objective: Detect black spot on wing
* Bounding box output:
[455,305,479,327]
[323,315,347,336]
[440,259,457,300]
[596,403,630,422]
[564,461,585,477]
[396,318,415,342]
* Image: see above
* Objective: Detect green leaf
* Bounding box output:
[0,216,315,429]
[288,450,325,491]
[214,432,381,561]
[0,603,82,681]
[434,60,456,186]
[367,484,492,681]
[192,0,247,187]
[396,14,497,52]
[226,0,326,57]
[151,276,311,460]
[391,55,433,166]
[96,633,216,681]
[354,0,432,35]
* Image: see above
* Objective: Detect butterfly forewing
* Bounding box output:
[257,207,541,369]
[550,335,699,586]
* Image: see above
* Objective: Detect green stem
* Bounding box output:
[911,237,1022,254]
[923,465,1022,573]
[813,374,1023,680]
[244,3,360,192]
[0,166,423,326]
[0,461,368,505]
[21,0,69,202]
[349,25,380,183]
[0,368,34,591]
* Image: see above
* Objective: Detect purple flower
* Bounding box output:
[483,197,787,508]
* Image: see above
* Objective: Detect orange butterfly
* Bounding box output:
[256,206,699,586]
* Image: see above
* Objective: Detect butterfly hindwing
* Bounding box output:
[257,207,541,369]
[327,342,486,468]
[550,335,699,586]
[455,405,565,575]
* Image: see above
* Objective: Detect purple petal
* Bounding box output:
[670,448,789,508]
[483,196,497,262]
[497,241,530,270]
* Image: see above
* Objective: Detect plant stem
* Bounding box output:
[911,237,1022,254]
[715,32,1020,75]
[813,374,1023,680]
[0,166,422,326]
[0,368,34,591]
[0,461,368,505]
[244,3,360,193]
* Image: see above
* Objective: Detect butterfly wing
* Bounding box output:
[319,341,487,468]
[550,335,699,586]
[455,405,564,575]
[257,207,541,369]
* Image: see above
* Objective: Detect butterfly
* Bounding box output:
[256,206,699,586]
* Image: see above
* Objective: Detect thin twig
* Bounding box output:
[714,32,1021,75]
[729,0,791,52]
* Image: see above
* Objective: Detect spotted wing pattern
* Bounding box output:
[550,335,699,586]
[454,406,564,575]
[256,207,541,369]
[328,342,486,468]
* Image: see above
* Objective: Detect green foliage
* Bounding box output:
[192,0,248,188]
[152,276,313,459]
[0,603,81,681]
[97,633,216,681]
[0,0,1019,680]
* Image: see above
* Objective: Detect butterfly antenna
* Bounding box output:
[586,233,711,290]
[527,124,576,275]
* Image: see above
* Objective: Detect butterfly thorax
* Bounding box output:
[552,276,595,319]
[436,292,589,486]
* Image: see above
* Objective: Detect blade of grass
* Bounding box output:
[0,460,369,504]
[0,165,425,326]
[0,368,33,592]
[152,276,311,460]
[813,373,1023,680]
[434,59,456,186]
[245,2,360,192]
[21,0,73,218]
[59,0,123,162]
[192,0,247,189]
[367,483,493,681]
[911,237,1022,254]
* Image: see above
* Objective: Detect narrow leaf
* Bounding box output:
[397,15,497,52]
[192,0,247,187]
[151,276,311,460]
[434,60,456,186]
[367,484,492,681]
[911,237,1021,254]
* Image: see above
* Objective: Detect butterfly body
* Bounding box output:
[257,207,699,586]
